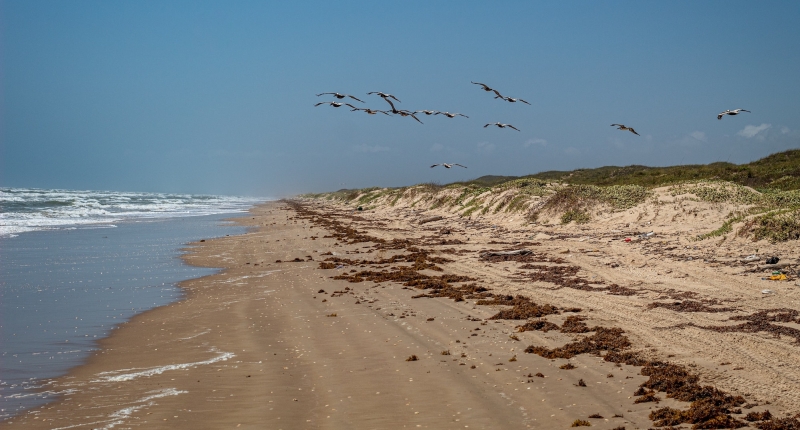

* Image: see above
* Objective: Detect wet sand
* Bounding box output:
[5,199,796,429]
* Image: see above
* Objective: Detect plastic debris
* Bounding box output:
[742,255,759,262]
[765,256,780,265]
[624,238,632,243]
[761,289,774,294]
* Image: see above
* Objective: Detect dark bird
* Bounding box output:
[484,122,520,131]
[610,124,640,136]
[316,92,365,103]
[415,110,440,116]
[495,95,531,105]
[367,92,401,111]
[393,109,423,124]
[430,163,467,169]
[314,101,357,109]
[435,111,469,118]
[471,82,503,97]
[717,109,751,120]
[351,107,390,115]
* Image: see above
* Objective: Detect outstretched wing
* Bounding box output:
[717,113,724,120]
[610,124,624,127]
[507,124,520,131]
[629,128,640,136]
[409,114,423,124]
[382,98,397,111]
[457,113,469,118]
[348,95,365,103]
[483,123,492,128]
[344,103,357,109]
[492,89,504,98]
[518,98,531,105]
[471,81,488,89]
[316,92,334,97]
[430,164,440,168]
[454,164,467,168]
[314,102,328,106]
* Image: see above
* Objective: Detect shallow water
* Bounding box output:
[0,213,249,420]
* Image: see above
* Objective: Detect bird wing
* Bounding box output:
[410,114,423,124]
[717,114,724,120]
[430,164,440,168]
[316,92,334,97]
[507,124,520,131]
[492,89,504,98]
[383,98,397,111]
[471,81,488,88]
[457,113,468,118]
[483,123,492,128]
[741,109,751,113]
[454,164,467,168]
[630,128,640,136]
[314,102,327,106]
[610,124,623,127]
[348,95,365,103]
[387,94,401,102]
[345,103,357,109]
[519,99,531,105]
[367,92,379,95]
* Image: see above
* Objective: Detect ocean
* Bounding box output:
[0,188,265,420]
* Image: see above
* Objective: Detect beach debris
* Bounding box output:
[717,108,750,120]
[560,363,576,370]
[316,92,365,103]
[484,122,520,131]
[761,289,774,294]
[765,256,780,265]
[575,379,587,387]
[405,355,419,361]
[430,163,467,169]
[742,254,760,262]
[419,216,444,225]
[588,413,603,419]
[571,419,591,427]
[611,124,640,136]
[624,237,632,242]
[639,231,654,239]
[479,249,532,258]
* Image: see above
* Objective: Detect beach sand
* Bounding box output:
[5,199,798,429]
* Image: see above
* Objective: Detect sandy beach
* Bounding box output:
[5,197,799,429]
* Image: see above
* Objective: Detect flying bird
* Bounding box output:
[316,92,365,103]
[351,107,390,115]
[495,95,531,105]
[431,163,467,169]
[484,122,520,131]
[717,109,751,120]
[367,92,401,111]
[471,82,503,97]
[610,124,640,136]
[315,101,357,109]
[392,109,423,124]
[414,110,440,116]
[435,111,469,118]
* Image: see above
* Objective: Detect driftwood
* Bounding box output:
[479,249,532,258]
[419,216,444,225]
[739,262,796,274]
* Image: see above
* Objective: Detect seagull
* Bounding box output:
[351,107,390,115]
[471,81,503,97]
[717,109,751,120]
[494,95,531,105]
[610,124,640,136]
[367,92,401,111]
[431,163,467,169]
[314,101,357,109]
[392,109,423,124]
[484,122,520,131]
[435,111,469,118]
[316,92,365,103]
[414,110,440,116]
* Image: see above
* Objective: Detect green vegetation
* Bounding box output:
[738,208,800,243]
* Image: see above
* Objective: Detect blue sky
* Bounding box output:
[2,1,799,196]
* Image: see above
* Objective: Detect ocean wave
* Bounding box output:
[0,187,265,237]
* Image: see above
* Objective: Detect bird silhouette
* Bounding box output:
[316,92,365,103]
[471,82,503,97]
[315,101,357,109]
[717,109,751,120]
[484,122,520,131]
[610,124,640,136]
[431,163,467,169]
[367,92,401,111]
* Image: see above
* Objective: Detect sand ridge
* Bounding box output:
[4,199,798,429]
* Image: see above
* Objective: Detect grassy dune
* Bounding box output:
[304,149,800,242]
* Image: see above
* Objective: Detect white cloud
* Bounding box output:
[689,131,707,142]
[737,123,771,139]
[781,126,790,134]
[476,142,496,154]
[524,138,547,148]
[352,144,389,153]
[430,143,444,152]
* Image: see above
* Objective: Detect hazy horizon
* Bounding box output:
[2,1,799,197]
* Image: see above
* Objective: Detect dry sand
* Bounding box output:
[5,198,799,429]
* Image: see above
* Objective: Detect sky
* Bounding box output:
[2,1,799,197]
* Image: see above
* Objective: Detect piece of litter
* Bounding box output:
[762,289,774,294]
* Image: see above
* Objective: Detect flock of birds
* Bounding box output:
[315,82,751,170]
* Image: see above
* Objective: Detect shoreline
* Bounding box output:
[3,199,797,429]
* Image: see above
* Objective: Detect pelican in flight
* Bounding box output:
[484,122,520,131]
[610,124,640,136]
[431,163,467,169]
[392,109,423,124]
[351,107,390,116]
[315,101,357,109]
[414,110,440,116]
[471,82,503,97]
[717,109,750,120]
[316,92,365,103]
[495,95,531,105]
[367,92,401,111]
[435,111,469,118]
